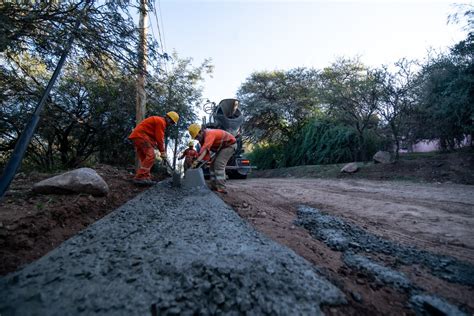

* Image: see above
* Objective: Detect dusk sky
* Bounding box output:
[150,0,468,104]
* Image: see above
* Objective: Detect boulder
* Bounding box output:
[341,162,359,173]
[32,168,109,196]
[373,151,392,164]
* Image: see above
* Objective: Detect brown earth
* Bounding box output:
[0,164,167,276]
[218,149,474,314]
[220,178,474,315]
[1,151,473,314]
[254,149,474,185]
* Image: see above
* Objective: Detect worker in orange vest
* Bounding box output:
[128,111,179,185]
[178,141,199,172]
[188,123,236,194]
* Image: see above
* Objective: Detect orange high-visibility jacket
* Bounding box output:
[128,116,167,153]
[180,148,198,164]
[199,129,236,157]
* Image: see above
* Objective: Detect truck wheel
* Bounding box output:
[228,171,247,179]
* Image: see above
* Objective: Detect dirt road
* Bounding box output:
[221,178,474,315]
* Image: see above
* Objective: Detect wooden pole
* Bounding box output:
[135,0,148,168]
[136,0,148,126]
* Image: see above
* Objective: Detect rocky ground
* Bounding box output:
[0,150,473,314]
[221,178,474,315]
[0,164,158,275]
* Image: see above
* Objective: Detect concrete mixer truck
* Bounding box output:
[200,98,253,179]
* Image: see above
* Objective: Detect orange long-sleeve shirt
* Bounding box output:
[128,116,167,153]
[199,129,236,156]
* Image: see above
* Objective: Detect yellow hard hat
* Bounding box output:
[188,123,201,139]
[188,141,194,147]
[166,111,179,124]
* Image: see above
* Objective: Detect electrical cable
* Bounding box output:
[0,0,93,199]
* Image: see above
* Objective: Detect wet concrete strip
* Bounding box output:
[410,294,467,316]
[0,182,345,315]
[343,252,412,290]
[295,205,474,286]
[296,205,471,315]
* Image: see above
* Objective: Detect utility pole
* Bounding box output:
[136,0,148,126]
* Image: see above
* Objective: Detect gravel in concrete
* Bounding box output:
[0,182,345,315]
[343,252,412,290]
[410,294,468,316]
[295,205,474,286]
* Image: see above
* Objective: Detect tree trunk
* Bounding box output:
[135,0,147,167]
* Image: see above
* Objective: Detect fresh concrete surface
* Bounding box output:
[0,181,345,315]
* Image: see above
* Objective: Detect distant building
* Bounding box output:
[399,135,472,153]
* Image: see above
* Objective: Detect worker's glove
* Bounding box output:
[192,160,202,169]
[154,150,162,162]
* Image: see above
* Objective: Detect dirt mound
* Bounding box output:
[0,164,166,275]
[253,149,474,185]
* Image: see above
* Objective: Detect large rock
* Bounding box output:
[32,168,109,196]
[373,151,392,164]
[341,162,359,173]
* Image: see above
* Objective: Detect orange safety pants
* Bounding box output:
[132,138,155,180]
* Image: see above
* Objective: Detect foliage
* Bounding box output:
[248,117,384,169]
[237,68,321,143]
[377,59,418,158]
[0,1,162,73]
[410,34,473,150]
[0,52,212,170]
[147,52,213,166]
[247,143,283,170]
[319,58,384,160]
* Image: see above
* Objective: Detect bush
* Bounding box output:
[248,118,385,169]
[247,144,284,170]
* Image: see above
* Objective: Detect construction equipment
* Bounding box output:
[200,98,254,179]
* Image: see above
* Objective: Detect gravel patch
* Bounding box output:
[295,205,474,286]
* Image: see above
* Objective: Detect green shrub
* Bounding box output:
[247,144,284,170]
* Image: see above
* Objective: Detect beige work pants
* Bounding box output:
[210,144,236,190]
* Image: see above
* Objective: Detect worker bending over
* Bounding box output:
[188,123,236,194]
[128,111,179,185]
[179,141,198,171]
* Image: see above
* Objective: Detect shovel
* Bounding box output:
[162,159,182,188]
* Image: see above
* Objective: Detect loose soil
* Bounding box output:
[0,164,167,275]
[1,150,473,314]
[220,178,474,315]
[254,149,474,185]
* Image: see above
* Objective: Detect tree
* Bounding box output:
[319,58,383,161]
[237,68,320,144]
[378,59,418,158]
[0,1,163,73]
[147,52,213,168]
[411,43,473,150]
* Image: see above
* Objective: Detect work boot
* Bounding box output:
[214,188,228,194]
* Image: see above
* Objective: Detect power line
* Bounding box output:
[157,0,167,53]
[151,0,168,73]
[152,2,165,56]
